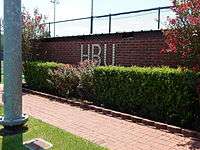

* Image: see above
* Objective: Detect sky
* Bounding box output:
[0,0,174,36]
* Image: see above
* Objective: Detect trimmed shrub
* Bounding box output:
[94,66,200,130]
[77,60,96,100]
[47,64,79,97]
[23,61,91,98]
[23,61,64,93]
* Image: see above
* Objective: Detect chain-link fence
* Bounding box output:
[45,6,174,37]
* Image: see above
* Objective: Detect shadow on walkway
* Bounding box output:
[177,137,200,150]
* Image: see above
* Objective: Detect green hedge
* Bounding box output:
[94,66,200,130]
[24,61,200,130]
[23,61,64,93]
[23,61,95,98]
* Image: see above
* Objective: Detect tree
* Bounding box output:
[22,7,49,60]
[162,0,200,71]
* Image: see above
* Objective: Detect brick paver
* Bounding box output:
[0,85,200,150]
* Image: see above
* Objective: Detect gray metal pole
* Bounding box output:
[49,22,51,37]
[0,0,28,128]
[0,18,1,84]
[90,0,94,34]
[158,7,161,30]
[109,14,112,34]
[0,18,1,51]
[50,0,59,37]
[54,2,56,37]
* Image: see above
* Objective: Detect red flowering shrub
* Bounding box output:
[77,60,97,100]
[22,7,49,60]
[162,0,200,70]
[48,64,79,97]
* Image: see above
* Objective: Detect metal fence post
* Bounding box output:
[49,22,51,37]
[90,16,93,34]
[109,14,112,34]
[158,7,161,30]
[90,0,94,34]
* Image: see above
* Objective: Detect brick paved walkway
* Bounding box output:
[0,85,200,150]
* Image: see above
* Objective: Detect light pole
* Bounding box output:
[90,0,94,34]
[50,0,59,37]
[0,0,28,130]
[0,18,1,84]
[0,18,1,51]
[0,18,2,84]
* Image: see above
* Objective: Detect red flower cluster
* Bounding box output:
[22,8,48,39]
[187,15,200,25]
[162,0,200,71]
[22,7,49,59]
[178,2,192,13]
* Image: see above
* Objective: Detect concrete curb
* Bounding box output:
[22,88,200,139]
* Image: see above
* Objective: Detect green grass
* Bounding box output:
[0,107,107,150]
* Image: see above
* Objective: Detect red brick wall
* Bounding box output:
[32,30,173,66]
